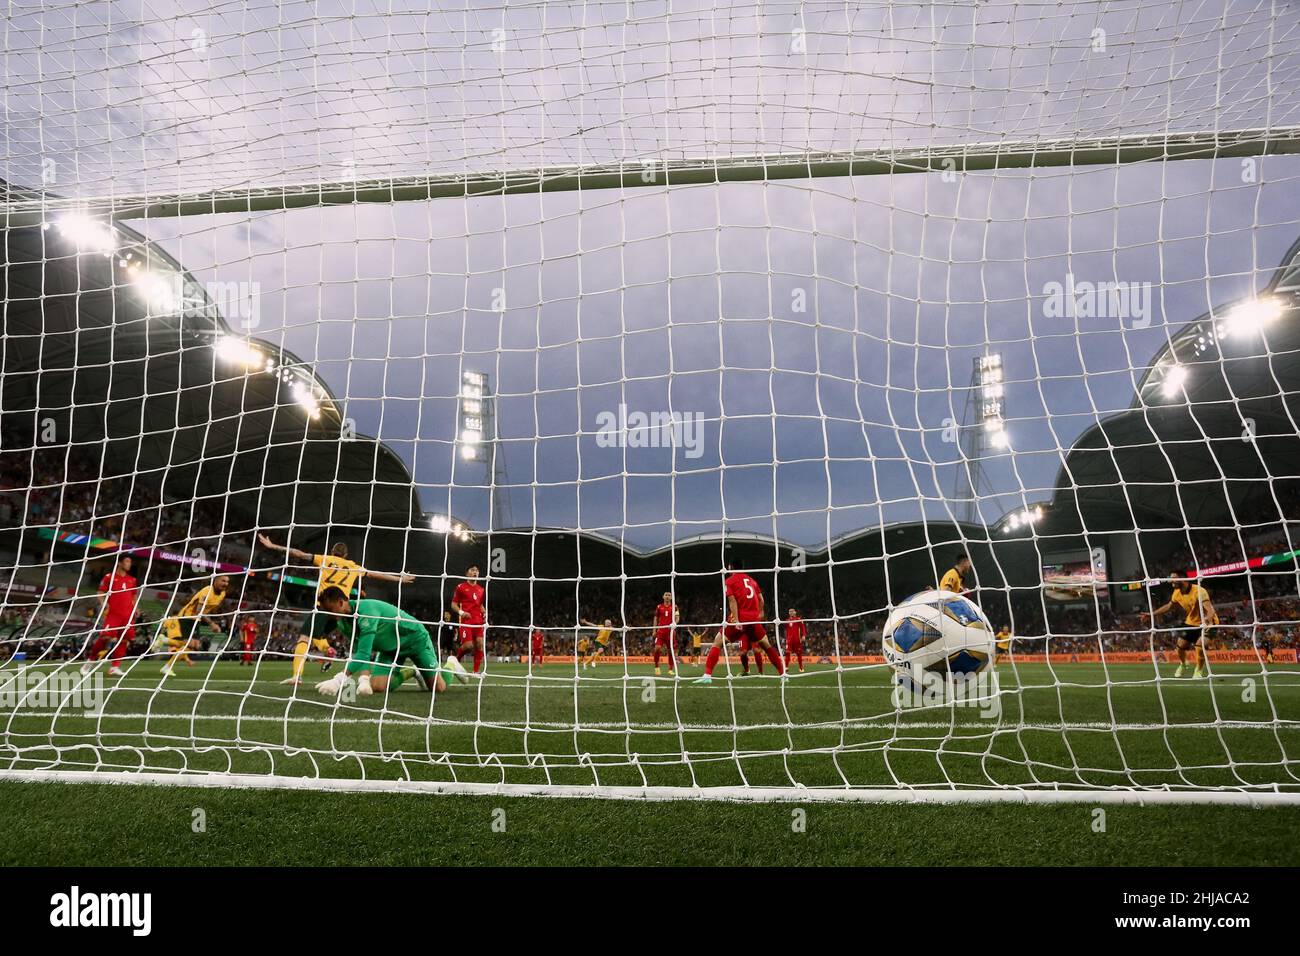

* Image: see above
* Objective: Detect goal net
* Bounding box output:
[3,0,1300,803]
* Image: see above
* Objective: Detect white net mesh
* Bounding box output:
[2,0,1300,800]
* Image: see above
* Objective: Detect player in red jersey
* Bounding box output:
[693,564,784,684]
[651,592,679,676]
[239,614,260,666]
[451,565,487,674]
[530,628,545,667]
[83,554,140,677]
[782,607,807,673]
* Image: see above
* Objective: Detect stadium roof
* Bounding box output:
[1047,237,1300,533]
[0,196,423,569]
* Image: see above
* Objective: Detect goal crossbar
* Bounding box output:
[6,126,1300,227]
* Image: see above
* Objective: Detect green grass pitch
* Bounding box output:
[2,656,1299,865]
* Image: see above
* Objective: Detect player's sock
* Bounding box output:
[653,649,661,669]
[740,652,750,675]
[390,667,408,690]
[764,644,785,675]
[796,650,804,670]
[755,653,765,675]
[291,639,310,678]
[704,646,721,677]
[87,637,107,662]
[473,648,484,673]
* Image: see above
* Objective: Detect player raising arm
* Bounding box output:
[160,575,231,676]
[258,534,415,686]
[1140,572,1218,679]
[693,564,784,684]
[579,618,619,669]
[314,588,462,697]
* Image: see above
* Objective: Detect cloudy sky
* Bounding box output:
[4,0,1300,550]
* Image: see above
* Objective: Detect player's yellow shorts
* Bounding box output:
[163,617,200,643]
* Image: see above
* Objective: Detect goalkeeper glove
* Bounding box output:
[355,673,373,696]
[315,673,353,697]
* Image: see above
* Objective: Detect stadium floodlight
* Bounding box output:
[1001,505,1045,534]
[136,270,184,313]
[53,214,117,255]
[213,335,264,370]
[1218,295,1284,338]
[288,382,321,419]
[429,514,471,541]
[1162,363,1190,397]
[461,371,486,399]
[458,371,491,463]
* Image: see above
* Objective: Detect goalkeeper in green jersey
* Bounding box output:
[313,588,465,697]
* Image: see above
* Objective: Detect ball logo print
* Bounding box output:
[882,590,996,692]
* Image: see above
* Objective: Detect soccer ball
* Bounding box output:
[881,590,996,690]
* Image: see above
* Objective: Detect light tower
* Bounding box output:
[457,370,512,530]
[955,353,1006,524]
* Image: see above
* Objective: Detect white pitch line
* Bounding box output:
[7,711,1300,732]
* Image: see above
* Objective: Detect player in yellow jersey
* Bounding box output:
[258,534,415,686]
[578,618,618,669]
[160,575,231,676]
[995,626,1013,663]
[939,553,972,595]
[690,629,704,665]
[1141,572,1219,679]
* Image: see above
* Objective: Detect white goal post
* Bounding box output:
[3,0,1300,804]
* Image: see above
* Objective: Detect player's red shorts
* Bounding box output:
[653,627,673,647]
[785,635,803,651]
[725,621,766,650]
[102,619,135,646]
[458,622,484,647]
